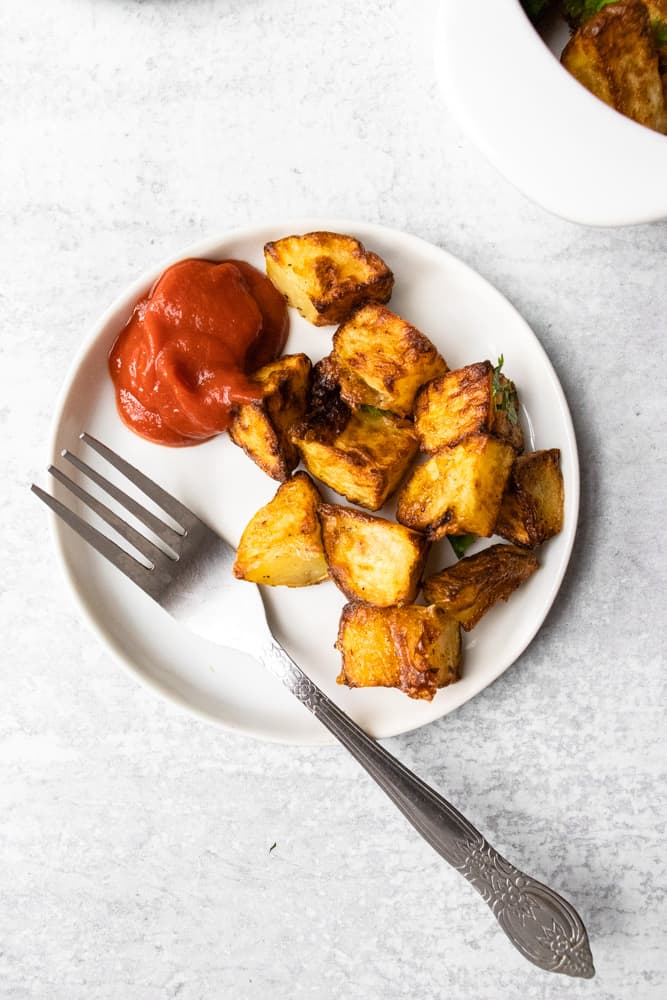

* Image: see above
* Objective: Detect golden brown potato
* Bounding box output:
[494,449,564,548]
[264,232,394,326]
[228,354,312,481]
[645,0,667,19]
[397,433,516,540]
[646,1,667,105]
[318,503,429,607]
[561,0,667,134]
[646,0,667,23]
[330,304,447,417]
[233,472,328,586]
[291,405,418,511]
[414,361,523,453]
[423,544,539,630]
[336,602,461,701]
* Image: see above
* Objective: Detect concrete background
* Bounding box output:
[2,1,666,997]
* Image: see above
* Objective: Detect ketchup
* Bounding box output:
[109,258,288,446]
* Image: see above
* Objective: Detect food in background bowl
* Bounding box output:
[435,1,667,223]
[524,0,667,133]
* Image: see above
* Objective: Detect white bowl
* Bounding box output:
[435,0,667,226]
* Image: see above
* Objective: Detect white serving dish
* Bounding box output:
[45,220,578,745]
[435,0,667,226]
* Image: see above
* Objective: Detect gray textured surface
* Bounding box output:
[2,1,666,997]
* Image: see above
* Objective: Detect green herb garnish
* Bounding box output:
[560,0,620,26]
[361,404,394,418]
[521,0,554,22]
[448,534,476,560]
[653,18,667,47]
[492,355,519,427]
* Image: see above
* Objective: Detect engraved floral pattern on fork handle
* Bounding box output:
[260,638,595,979]
[445,835,595,978]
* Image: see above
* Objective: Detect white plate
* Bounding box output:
[435,1,667,226]
[47,219,579,745]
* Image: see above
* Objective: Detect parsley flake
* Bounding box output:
[492,356,519,427]
[448,534,476,560]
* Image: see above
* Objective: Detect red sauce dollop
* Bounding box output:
[109,258,288,446]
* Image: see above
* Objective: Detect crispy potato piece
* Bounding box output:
[494,449,564,548]
[492,373,524,451]
[228,354,311,481]
[331,304,447,417]
[264,232,394,326]
[646,1,667,105]
[646,0,667,18]
[233,472,328,586]
[291,406,418,511]
[561,0,667,134]
[336,602,461,701]
[302,355,351,439]
[423,544,539,630]
[319,503,429,607]
[415,361,524,453]
[647,0,667,24]
[397,434,515,540]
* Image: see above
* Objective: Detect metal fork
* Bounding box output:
[32,433,594,979]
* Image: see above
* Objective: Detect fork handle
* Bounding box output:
[259,638,594,979]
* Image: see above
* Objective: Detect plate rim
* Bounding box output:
[45,217,580,745]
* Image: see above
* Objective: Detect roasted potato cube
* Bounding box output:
[319,503,429,607]
[397,434,515,539]
[301,355,351,439]
[336,603,461,701]
[492,373,524,451]
[646,1,667,106]
[646,0,667,19]
[264,232,394,326]
[233,472,328,586]
[494,449,564,548]
[291,406,418,510]
[414,361,523,453]
[561,0,667,134]
[423,544,539,630]
[228,354,311,481]
[331,304,447,417]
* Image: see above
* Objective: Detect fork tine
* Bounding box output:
[48,465,174,566]
[31,484,154,592]
[81,433,200,532]
[62,450,183,551]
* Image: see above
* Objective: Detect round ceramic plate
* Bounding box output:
[47,219,579,745]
